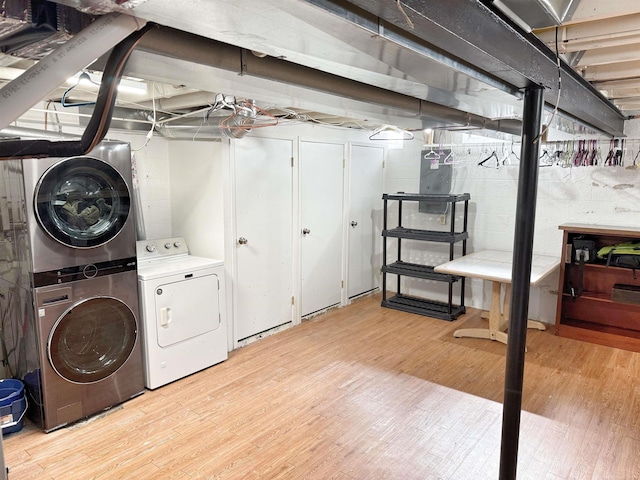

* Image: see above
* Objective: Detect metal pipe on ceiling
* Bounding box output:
[133,27,523,136]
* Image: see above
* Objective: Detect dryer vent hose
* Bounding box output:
[0,23,155,161]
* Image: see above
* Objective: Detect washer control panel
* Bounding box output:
[136,237,189,261]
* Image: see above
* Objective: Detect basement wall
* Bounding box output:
[7,106,639,325]
[384,119,640,324]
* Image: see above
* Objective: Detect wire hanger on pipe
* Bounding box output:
[423,145,440,159]
[61,72,100,107]
[369,124,414,141]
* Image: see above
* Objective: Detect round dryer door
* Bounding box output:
[48,297,137,384]
[34,156,130,249]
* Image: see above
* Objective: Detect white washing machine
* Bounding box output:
[136,237,227,389]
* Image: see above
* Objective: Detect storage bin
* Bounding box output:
[0,379,27,435]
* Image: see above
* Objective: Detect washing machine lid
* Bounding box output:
[137,255,223,281]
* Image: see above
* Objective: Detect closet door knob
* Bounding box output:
[302,228,311,235]
[351,221,358,227]
[238,237,248,245]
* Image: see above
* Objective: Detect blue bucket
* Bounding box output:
[0,379,27,435]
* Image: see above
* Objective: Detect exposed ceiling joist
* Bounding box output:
[578,46,640,68]
[562,0,640,24]
[533,1,640,117]
[536,13,640,53]
[583,61,640,83]
[611,97,640,109]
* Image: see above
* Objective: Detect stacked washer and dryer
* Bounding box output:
[0,140,229,431]
[0,141,145,432]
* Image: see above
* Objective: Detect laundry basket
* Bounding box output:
[0,379,27,435]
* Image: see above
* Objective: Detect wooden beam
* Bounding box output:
[536,14,640,53]
[564,0,640,24]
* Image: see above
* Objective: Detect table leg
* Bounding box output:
[501,283,510,332]
[454,281,508,345]
[454,281,544,345]
[527,320,546,331]
[503,283,546,331]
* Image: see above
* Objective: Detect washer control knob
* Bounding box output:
[165,242,172,249]
[174,241,182,248]
[146,244,156,252]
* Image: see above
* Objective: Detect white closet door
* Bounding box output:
[234,137,293,341]
[348,144,384,299]
[300,141,344,316]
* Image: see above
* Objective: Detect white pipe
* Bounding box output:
[0,13,147,130]
[139,91,217,111]
[0,126,80,140]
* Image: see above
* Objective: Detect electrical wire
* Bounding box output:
[396,0,414,29]
[132,82,157,152]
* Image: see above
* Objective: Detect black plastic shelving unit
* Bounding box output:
[381,192,469,321]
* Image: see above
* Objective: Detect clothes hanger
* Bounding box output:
[369,124,414,141]
[539,149,553,167]
[423,145,441,160]
[573,140,585,166]
[502,142,519,165]
[61,72,100,107]
[553,142,564,166]
[478,150,499,168]
[615,138,624,166]
[632,148,640,169]
[562,140,575,167]
[605,139,616,165]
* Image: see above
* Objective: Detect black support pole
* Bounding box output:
[499,86,544,480]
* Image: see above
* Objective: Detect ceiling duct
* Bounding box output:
[0,125,79,140]
[0,0,93,59]
[490,0,580,30]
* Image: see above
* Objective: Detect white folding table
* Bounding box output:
[435,249,560,345]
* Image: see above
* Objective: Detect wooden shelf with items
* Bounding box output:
[555,223,640,352]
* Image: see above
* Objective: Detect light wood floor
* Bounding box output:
[4,294,640,479]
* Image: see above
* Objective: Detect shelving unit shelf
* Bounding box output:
[381,192,469,321]
[555,223,640,352]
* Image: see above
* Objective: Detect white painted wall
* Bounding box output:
[168,140,224,259]
[383,121,640,324]
[9,104,639,328]
[110,132,172,241]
